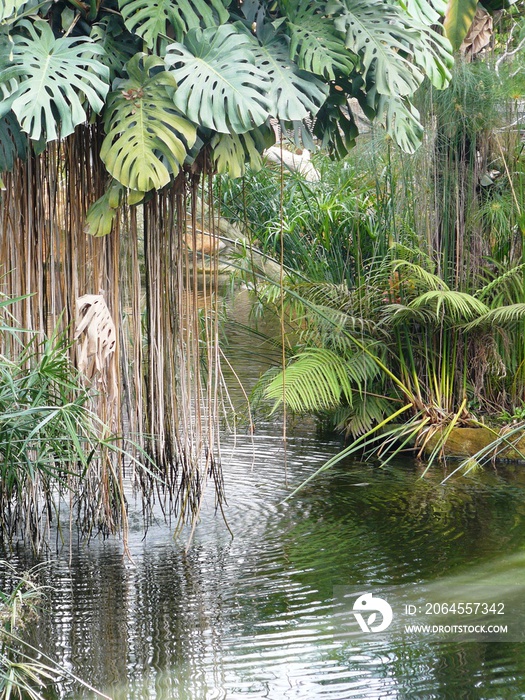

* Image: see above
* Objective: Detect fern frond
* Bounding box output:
[264,348,356,414]
[336,393,394,438]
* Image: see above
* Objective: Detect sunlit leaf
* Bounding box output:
[327,0,424,96]
[0,20,109,141]
[444,0,478,51]
[101,53,196,191]
[286,2,356,80]
[247,26,328,121]
[165,25,270,134]
[90,15,140,82]
[119,0,229,48]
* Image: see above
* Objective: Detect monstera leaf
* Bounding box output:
[395,0,453,88]
[313,91,359,158]
[246,28,328,122]
[398,0,448,24]
[286,2,356,80]
[327,0,426,97]
[211,125,274,178]
[0,31,18,117]
[211,133,262,179]
[411,21,453,89]
[85,183,122,238]
[374,91,424,154]
[85,180,144,237]
[119,0,228,48]
[0,0,40,24]
[165,25,270,134]
[101,54,197,191]
[0,20,109,142]
[90,15,140,82]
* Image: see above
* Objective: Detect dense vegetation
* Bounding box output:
[219,37,525,479]
[0,0,523,538]
[0,0,461,548]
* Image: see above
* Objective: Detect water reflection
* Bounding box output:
[4,446,525,699]
[4,293,525,699]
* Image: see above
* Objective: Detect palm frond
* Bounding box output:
[476,263,525,304]
[391,260,449,291]
[334,393,394,438]
[264,348,356,413]
[409,290,489,323]
[465,303,525,330]
[378,302,435,327]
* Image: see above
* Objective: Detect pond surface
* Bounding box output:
[5,292,525,699]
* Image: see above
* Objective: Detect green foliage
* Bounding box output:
[85,180,128,237]
[0,564,59,700]
[119,0,229,47]
[444,0,478,51]
[0,0,454,186]
[0,0,39,25]
[0,112,26,172]
[0,311,143,547]
[247,26,329,121]
[211,129,272,178]
[329,0,430,96]
[264,348,356,414]
[165,25,270,134]
[0,562,109,699]
[90,15,141,81]
[408,289,489,322]
[465,302,525,329]
[101,53,196,191]
[401,0,448,24]
[0,20,109,141]
[286,1,356,80]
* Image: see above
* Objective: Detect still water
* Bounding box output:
[6,296,525,699]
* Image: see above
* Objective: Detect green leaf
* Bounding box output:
[313,89,358,158]
[0,0,42,24]
[90,15,140,82]
[211,130,270,178]
[119,0,229,48]
[85,182,123,237]
[444,0,478,51]
[412,23,453,89]
[373,90,424,154]
[0,20,109,142]
[0,111,27,172]
[247,28,328,121]
[409,290,489,322]
[0,31,18,118]
[398,0,448,24]
[101,53,196,191]
[397,0,453,90]
[264,348,356,414]
[286,3,356,80]
[392,260,449,291]
[465,303,525,330]
[327,0,425,96]
[165,25,270,134]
